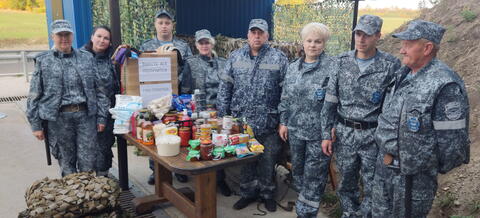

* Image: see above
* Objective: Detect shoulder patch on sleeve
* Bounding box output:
[445,101,462,120]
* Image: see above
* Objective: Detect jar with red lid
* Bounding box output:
[200,140,213,160]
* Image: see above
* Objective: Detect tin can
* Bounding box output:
[179,127,191,147]
[222,116,233,130]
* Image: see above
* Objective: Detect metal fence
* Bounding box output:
[0,50,46,82]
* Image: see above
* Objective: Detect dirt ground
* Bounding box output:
[378,0,480,217]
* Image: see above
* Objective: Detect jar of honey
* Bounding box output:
[200,139,213,160]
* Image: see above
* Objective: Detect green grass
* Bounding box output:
[0,9,47,40]
[359,9,420,35]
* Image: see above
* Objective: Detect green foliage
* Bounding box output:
[468,200,480,215]
[273,0,353,55]
[461,9,477,22]
[321,192,338,205]
[92,0,170,48]
[439,192,456,209]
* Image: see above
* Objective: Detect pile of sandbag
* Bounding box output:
[19,172,120,218]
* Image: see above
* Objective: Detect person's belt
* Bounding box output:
[60,103,87,112]
[337,115,377,130]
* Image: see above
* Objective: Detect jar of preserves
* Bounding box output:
[200,139,214,160]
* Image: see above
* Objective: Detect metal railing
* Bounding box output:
[0,50,47,82]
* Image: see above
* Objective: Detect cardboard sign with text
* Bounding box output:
[121,52,178,106]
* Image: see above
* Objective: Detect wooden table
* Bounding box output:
[121,134,260,218]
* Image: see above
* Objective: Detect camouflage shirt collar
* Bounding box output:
[298,51,325,71]
[53,47,75,58]
[243,43,270,57]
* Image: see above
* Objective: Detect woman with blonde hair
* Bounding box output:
[278,22,336,218]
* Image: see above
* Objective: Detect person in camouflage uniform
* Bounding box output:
[320,15,401,218]
[217,18,288,212]
[180,29,226,106]
[81,26,120,177]
[27,20,110,176]
[139,9,192,60]
[140,9,192,184]
[179,29,232,196]
[277,22,335,218]
[372,20,470,218]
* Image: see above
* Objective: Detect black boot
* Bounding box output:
[175,173,188,183]
[217,181,232,196]
[264,198,277,212]
[233,197,257,210]
[148,173,155,185]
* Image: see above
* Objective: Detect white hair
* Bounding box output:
[300,22,331,42]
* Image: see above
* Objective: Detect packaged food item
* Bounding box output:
[238,134,250,144]
[249,139,265,153]
[212,146,225,160]
[186,150,200,161]
[224,145,236,157]
[199,124,212,140]
[162,113,178,124]
[156,135,181,156]
[212,133,228,147]
[235,143,254,158]
[222,116,234,130]
[208,110,217,119]
[162,126,178,135]
[228,134,240,145]
[189,139,201,150]
[200,140,214,160]
[179,109,193,127]
[208,118,219,130]
[179,127,191,147]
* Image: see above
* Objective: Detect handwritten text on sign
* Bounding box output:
[138,57,171,82]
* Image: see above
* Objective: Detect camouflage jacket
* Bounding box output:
[320,49,401,140]
[375,58,470,175]
[180,54,227,106]
[81,46,119,100]
[26,49,110,131]
[139,37,193,60]
[278,53,336,140]
[217,44,288,135]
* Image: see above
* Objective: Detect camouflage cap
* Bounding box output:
[353,15,383,35]
[51,19,73,34]
[155,9,174,20]
[195,29,213,42]
[392,20,445,44]
[248,19,268,32]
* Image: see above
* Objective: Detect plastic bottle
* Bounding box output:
[194,89,206,112]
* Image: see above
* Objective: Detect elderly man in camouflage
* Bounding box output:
[180,29,232,196]
[320,15,401,218]
[140,9,192,184]
[27,20,110,176]
[372,20,470,218]
[278,22,336,218]
[217,18,288,212]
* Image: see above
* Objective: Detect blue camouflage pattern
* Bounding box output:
[139,37,193,59]
[320,49,401,217]
[278,53,335,140]
[373,58,469,217]
[217,43,288,135]
[27,48,110,176]
[82,46,119,172]
[180,54,227,106]
[217,43,288,199]
[392,20,446,45]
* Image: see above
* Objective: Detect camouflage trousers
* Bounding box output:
[289,136,331,218]
[372,154,437,218]
[239,131,282,199]
[96,115,115,172]
[334,122,377,218]
[48,111,97,176]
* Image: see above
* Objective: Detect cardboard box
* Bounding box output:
[121,52,178,106]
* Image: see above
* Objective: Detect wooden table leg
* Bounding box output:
[132,162,170,214]
[194,171,216,218]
